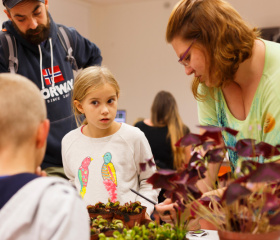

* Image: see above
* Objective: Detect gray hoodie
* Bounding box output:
[0,177,90,240]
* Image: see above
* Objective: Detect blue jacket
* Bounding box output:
[0,14,102,169]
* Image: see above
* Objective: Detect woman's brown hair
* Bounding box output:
[151,91,189,169]
[166,0,259,100]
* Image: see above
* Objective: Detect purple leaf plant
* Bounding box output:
[141,125,280,233]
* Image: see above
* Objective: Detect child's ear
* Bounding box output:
[36,119,50,148]
[74,100,84,114]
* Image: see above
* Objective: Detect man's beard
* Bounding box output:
[12,12,50,45]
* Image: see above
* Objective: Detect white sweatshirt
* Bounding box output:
[62,123,159,215]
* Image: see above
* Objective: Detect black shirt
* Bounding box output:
[135,121,174,170]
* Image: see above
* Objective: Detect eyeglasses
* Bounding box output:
[178,38,197,67]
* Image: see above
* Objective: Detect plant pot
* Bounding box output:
[141,218,153,227]
[89,212,114,221]
[218,229,280,240]
[188,218,201,231]
[199,218,217,230]
[90,233,99,240]
[103,229,116,237]
[114,212,143,228]
[141,206,147,220]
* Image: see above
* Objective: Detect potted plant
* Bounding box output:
[114,201,144,228]
[142,125,280,240]
[98,221,188,240]
[87,201,114,221]
[105,198,120,213]
[90,215,124,240]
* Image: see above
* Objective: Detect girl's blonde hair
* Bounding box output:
[151,91,189,170]
[72,66,120,126]
[166,0,260,100]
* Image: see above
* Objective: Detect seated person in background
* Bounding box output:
[62,66,159,218]
[0,73,89,240]
[135,90,191,203]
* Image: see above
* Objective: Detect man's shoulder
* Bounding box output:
[56,24,77,38]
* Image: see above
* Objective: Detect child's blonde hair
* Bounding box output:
[0,73,46,150]
[72,66,120,126]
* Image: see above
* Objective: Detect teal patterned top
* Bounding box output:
[198,40,280,169]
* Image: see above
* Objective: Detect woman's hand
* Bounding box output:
[155,198,178,225]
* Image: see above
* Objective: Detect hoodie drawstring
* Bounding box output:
[38,38,55,90]
[38,44,44,90]
[49,38,55,87]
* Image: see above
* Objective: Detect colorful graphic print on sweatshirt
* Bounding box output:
[101,152,118,202]
[78,156,93,198]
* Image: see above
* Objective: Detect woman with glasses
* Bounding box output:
[156,0,280,224]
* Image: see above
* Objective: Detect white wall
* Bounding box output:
[87,0,280,132]
[0,0,93,36]
[90,0,198,131]
[1,0,280,133]
[0,4,6,23]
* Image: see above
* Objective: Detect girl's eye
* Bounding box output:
[108,99,115,104]
[91,101,98,105]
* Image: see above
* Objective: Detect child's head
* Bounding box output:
[0,73,47,152]
[72,66,120,126]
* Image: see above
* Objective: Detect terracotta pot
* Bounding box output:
[141,218,153,227]
[89,212,114,221]
[218,229,280,240]
[199,218,217,230]
[103,229,116,237]
[114,212,143,228]
[141,206,147,220]
[90,233,99,240]
[188,218,201,231]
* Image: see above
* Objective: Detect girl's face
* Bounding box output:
[171,36,211,86]
[75,83,118,134]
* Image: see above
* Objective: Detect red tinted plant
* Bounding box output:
[142,125,280,233]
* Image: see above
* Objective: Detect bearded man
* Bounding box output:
[0,0,102,178]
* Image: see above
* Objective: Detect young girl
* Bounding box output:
[62,66,159,217]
